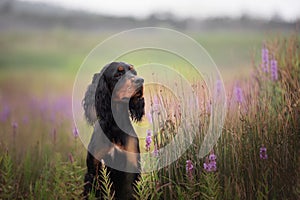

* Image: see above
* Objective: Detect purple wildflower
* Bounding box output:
[147,129,152,136]
[234,85,243,104]
[270,56,278,81]
[216,79,222,96]
[54,97,71,111]
[152,144,159,157]
[204,150,217,172]
[209,151,217,161]
[73,126,79,138]
[12,121,18,137]
[0,105,10,122]
[262,44,269,72]
[23,116,29,124]
[260,146,268,160]
[12,122,18,129]
[204,157,210,171]
[152,95,160,113]
[209,161,217,172]
[186,160,194,172]
[186,160,194,179]
[146,112,153,124]
[68,153,74,164]
[145,130,152,151]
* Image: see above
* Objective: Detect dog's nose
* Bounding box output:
[135,77,144,84]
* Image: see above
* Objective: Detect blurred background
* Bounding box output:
[1,0,299,78]
[0,0,299,119]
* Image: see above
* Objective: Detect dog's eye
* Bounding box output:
[129,65,134,70]
[114,73,122,78]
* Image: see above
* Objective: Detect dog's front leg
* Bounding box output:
[84,122,114,199]
[83,151,98,199]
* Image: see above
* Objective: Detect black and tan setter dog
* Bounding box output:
[82,62,145,200]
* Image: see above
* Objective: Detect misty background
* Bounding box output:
[0,0,299,82]
[0,0,299,32]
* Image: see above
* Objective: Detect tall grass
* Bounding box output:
[0,34,299,199]
[140,34,300,199]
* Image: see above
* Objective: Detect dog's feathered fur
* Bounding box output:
[82,62,145,200]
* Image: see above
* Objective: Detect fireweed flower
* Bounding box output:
[73,126,79,138]
[209,161,217,172]
[262,44,269,72]
[209,150,217,172]
[152,144,159,157]
[203,157,210,171]
[260,146,268,160]
[234,85,243,104]
[12,122,18,137]
[270,56,278,81]
[216,79,222,96]
[10,121,18,148]
[147,129,152,136]
[186,160,194,172]
[145,129,152,151]
[209,150,217,161]
[186,160,194,178]
[68,153,74,164]
[23,116,29,124]
[204,151,217,172]
[12,122,18,129]
[152,95,160,113]
[146,112,153,124]
[0,105,10,122]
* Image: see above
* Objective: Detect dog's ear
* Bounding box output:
[95,71,112,122]
[129,95,145,122]
[82,73,100,125]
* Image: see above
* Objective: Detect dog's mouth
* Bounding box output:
[120,86,143,101]
[132,85,143,98]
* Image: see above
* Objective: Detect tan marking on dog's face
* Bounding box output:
[112,75,141,101]
[118,66,124,72]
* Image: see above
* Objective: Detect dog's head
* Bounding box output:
[103,62,144,102]
[94,62,145,122]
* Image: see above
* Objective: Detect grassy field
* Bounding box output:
[0,29,299,199]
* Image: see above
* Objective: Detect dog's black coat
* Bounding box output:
[82,62,145,199]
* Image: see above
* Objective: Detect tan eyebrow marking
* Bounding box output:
[118,66,124,72]
[129,65,134,70]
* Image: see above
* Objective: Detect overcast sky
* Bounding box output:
[21,0,300,21]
